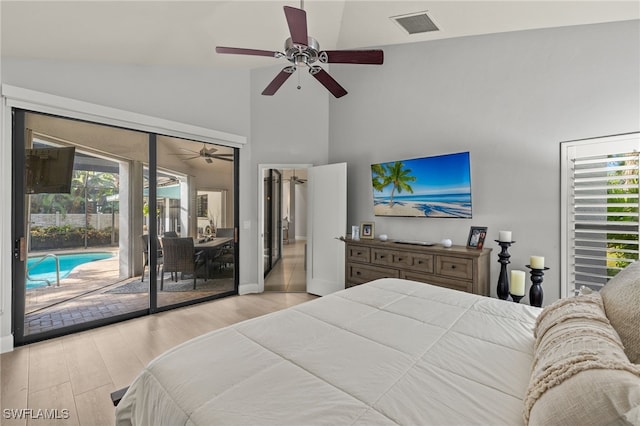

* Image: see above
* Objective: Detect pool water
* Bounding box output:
[27,252,115,289]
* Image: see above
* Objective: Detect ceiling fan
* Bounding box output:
[215,3,384,98]
[174,144,233,164]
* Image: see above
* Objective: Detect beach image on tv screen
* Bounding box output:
[371,151,472,218]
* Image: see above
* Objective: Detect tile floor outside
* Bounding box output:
[21,238,304,337]
[23,248,234,336]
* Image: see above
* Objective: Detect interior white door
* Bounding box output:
[306,163,347,296]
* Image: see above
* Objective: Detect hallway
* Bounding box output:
[264,240,306,292]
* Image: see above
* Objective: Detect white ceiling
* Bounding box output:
[2,1,638,70]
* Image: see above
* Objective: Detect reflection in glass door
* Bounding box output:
[12,110,238,346]
[155,136,237,308]
[263,169,282,277]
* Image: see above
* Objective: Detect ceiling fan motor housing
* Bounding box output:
[285,37,319,67]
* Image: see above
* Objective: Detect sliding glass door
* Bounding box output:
[12,109,238,345]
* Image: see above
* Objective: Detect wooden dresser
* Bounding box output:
[344,237,492,296]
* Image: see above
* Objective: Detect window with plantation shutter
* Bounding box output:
[561,133,640,298]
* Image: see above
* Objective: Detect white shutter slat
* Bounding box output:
[565,136,640,296]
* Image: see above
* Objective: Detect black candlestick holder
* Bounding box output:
[526,265,549,307]
[510,293,524,303]
[495,240,515,300]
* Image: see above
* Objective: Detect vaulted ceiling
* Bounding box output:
[2,1,638,70]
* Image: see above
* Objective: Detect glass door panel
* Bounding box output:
[263,169,282,277]
[15,111,150,344]
[156,136,236,308]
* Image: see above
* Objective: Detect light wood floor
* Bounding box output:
[0,291,316,425]
[264,240,306,292]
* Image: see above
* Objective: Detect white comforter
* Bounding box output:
[115,278,541,425]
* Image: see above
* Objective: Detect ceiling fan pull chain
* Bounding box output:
[297,71,302,90]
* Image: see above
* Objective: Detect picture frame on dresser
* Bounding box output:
[360,222,375,239]
[467,226,487,249]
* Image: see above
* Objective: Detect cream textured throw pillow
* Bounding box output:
[600,260,640,364]
[524,293,640,426]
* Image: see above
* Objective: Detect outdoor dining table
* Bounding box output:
[195,236,233,250]
[194,237,234,276]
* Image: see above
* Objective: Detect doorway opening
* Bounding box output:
[259,165,309,292]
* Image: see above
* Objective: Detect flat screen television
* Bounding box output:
[26,146,76,194]
[370,151,472,218]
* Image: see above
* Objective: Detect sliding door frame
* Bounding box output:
[2,86,246,349]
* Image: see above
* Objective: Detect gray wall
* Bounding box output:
[1,19,638,351]
[329,20,640,303]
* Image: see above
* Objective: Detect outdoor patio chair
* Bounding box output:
[141,234,163,282]
[160,237,207,290]
[163,231,179,238]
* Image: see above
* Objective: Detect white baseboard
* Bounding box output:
[239,282,260,295]
[0,334,14,354]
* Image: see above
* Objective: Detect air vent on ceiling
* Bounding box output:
[391,11,439,35]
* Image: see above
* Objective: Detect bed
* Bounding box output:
[115,275,640,425]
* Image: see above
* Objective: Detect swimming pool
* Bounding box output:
[27,252,115,289]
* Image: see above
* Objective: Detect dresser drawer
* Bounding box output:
[435,255,473,280]
[406,253,434,273]
[371,248,397,266]
[346,263,399,286]
[347,246,370,263]
[372,248,434,273]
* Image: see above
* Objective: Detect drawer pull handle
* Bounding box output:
[451,265,456,269]
[380,255,386,259]
[397,257,403,261]
[356,271,361,275]
[356,251,362,255]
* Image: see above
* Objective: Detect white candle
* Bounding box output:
[498,230,512,242]
[530,256,545,269]
[510,270,526,296]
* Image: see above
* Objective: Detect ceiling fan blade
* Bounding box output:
[212,155,234,162]
[176,148,199,154]
[215,46,280,58]
[201,144,218,155]
[320,50,384,65]
[284,6,308,46]
[182,155,201,160]
[309,67,347,98]
[262,66,296,96]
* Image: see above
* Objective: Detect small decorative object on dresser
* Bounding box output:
[467,226,487,249]
[343,236,491,295]
[351,225,360,240]
[360,221,375,239]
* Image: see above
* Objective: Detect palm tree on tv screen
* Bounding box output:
[371,163,388,192]
[385,161,416,207]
